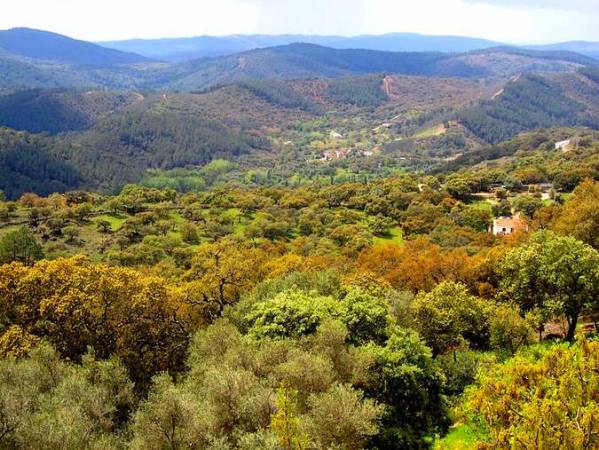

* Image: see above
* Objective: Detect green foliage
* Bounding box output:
[246,289,341,339]
[238,79,318,111]
[327,75,388,107]
[411,282,491,354]
[499,230,599,341]
[0,343,133,450]
[0,128,80,199]
[0,226,43,265]
[363,327,450,448]
[461,338,599,449]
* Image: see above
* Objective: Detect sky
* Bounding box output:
[0,0,598,44]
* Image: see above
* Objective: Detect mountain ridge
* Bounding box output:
[0,27,151,66]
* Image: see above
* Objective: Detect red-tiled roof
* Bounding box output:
[494,217,526,229]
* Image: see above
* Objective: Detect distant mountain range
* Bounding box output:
[527,41,599,61]
[98,33,502,62]
[0,27,598,91]
[98,32,599,63]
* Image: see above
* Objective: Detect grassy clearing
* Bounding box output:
[434,424,479,450]
[413,123,447,139]
[468,200,494,213]
[92,214,128,231]
[373,226,404,246]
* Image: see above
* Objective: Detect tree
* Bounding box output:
[0,227,43,265]
[410,282,491,354]
[553,178,599,248]
[362,327,450,448]
[182,240,268,322]
[0,343,134,450]
[0,257,190,388]
[271,388,308,450]
[62,225,80,244]
[499,231,599,341]
[462,338,599,449]
[511,194,543,218]
[96,219,112,234]
[303,384,382,450]
[488,303,533,355]
[179,222,200,244]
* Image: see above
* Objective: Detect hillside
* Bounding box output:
[0,128,80,198]
[0,89,144,134]
[0,29,596,92]
[457,69,599,143]
[3,66,599,198]
[0,28,150,65]
[63,93,271,191]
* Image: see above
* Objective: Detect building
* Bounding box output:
[555,139,571,151]
[320,148,350,161]
[490,217,528,235]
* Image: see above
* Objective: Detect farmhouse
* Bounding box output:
[555,139,571,151]
[490,217,528,235]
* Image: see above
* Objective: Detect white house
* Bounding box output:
[490,217,528,235]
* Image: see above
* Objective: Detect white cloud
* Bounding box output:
[0,0,597,43]
[462,0,595,10]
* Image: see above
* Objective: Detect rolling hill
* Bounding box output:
[0,28,596,92]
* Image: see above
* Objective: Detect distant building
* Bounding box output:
[555,139,571,151]
[321,149,350,161]
[490,217,528,235]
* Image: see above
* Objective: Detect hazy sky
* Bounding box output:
[1,0,597,43]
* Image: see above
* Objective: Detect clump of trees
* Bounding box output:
[461,337,599,449]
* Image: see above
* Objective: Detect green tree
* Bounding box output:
[411,282,491,354]
[499,231,599,341]
[553,178,599,248]
[0,227,43,265]
[271,388,308,450]
[488,303,533,355]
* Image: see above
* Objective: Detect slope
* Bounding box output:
[457,69,599,143]
[0,89,144,134]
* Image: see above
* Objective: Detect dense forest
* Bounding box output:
[0,128,80,198]
[1,161,598,448]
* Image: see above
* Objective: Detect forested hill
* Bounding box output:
[0,89,144,134]
[168,43,595,90]
[457,69,599,143]
[0,128,80,199]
